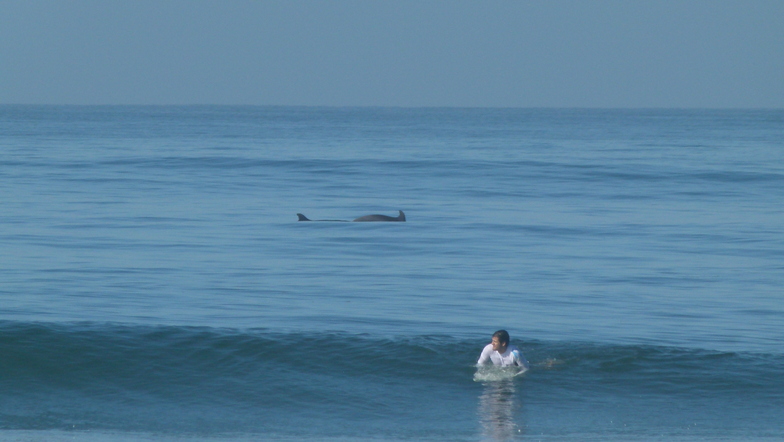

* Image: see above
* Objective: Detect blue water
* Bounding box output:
[1,106,783,440]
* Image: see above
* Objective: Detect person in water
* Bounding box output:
[477,330,529,369]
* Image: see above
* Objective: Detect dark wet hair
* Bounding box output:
[492,330,510,345]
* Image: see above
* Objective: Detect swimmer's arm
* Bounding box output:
[512,347,530,369]
[477,344,493,365]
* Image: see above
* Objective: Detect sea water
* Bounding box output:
[1,106,783,440]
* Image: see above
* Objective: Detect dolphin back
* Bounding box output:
[298,210,405,222]
[296,213,350,222]
[353,210,406,222]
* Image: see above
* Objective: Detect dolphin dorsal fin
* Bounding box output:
[297,213,311,221]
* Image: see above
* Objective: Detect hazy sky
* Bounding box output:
[1,0,782,107]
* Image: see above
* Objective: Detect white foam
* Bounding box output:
[473,365,527,382]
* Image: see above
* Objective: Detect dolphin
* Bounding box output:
[297,210,406,222]
[296,214,347,222]
[353,210,406,222]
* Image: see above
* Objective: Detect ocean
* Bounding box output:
[1,106,783,441]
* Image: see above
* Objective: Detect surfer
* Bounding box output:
[477,330,529,369]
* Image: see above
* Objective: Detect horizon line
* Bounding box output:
[1,103,782,111]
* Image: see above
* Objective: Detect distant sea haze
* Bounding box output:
[1,106,783,441]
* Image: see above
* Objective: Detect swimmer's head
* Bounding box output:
[491,330,510,352]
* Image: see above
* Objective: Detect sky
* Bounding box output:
[1,0,782,107]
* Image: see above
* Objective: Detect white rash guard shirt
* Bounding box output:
[477,344,529,369]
